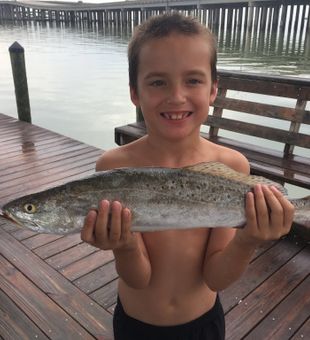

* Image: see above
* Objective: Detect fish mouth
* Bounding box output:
[0,209,23,226]
[0,209,39,229]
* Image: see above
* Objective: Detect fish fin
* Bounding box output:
[184,162,287,195]
[291,196,310,229]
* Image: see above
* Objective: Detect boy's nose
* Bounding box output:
[166,85,186,105]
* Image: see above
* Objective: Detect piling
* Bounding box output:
[9,41,32,123]
[305,14,310,57]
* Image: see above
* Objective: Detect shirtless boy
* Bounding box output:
[81,13,294,340]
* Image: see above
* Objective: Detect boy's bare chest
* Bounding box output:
[142,229,209,271]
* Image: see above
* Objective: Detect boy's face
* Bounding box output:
[130,33,217,142]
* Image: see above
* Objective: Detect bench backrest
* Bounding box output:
[207,70,310,158]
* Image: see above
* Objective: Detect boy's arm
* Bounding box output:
[203,184,294,292]
[82,201,151,289]
[81,150,152,289]
[202,151,294,292]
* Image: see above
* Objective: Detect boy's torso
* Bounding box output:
[118,228,217,326]
[99,137,241,325]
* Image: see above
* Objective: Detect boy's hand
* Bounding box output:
[81,200,139,251]
[235,184,295,248]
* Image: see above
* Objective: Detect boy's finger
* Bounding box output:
[94,200,110,242]
[270,186,295,231]
[81,209,97,244]
[262,185,283,227]
[109,201,122,242]
[245,191,257,230]
[121,208,132,242]
[254,185,269,230]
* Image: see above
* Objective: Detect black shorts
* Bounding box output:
[113,295,225,340]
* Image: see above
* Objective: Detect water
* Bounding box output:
[0,21,135,149]
[0,19,309,197]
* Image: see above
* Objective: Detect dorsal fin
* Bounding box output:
[183,162,287,195]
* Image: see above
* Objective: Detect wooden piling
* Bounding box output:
[9,41,32,123]
[305,13,310,57]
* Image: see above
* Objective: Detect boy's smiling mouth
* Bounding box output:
[161,112,193,120]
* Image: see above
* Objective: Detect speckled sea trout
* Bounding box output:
[0,162,309,234]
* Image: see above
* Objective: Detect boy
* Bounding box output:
[81,13,294,340]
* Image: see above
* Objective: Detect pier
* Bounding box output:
[0,0,309,55]
[0,112,309,339]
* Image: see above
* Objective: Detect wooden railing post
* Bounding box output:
[9,41,32,123]
[208,87,227,139]
[283,98,306,157]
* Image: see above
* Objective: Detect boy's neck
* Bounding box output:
[144,134,209,168]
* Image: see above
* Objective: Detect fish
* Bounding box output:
[0,162,309,234]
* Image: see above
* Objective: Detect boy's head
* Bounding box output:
[128,12,217,93]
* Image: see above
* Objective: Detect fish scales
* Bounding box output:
[0,162,309,234]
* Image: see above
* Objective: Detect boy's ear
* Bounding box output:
[130,86,140,107]
[209,81,218,105]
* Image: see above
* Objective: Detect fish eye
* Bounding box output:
[24,204,36,214]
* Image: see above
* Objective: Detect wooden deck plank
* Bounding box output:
[0,131,51,147]
[0,134,96,159]
[0,219,19,233]
[250,239,277,261]
[0,124,62,139]
[74,260,118,294]
[34,233,83,259]
[225,246,310,339]
[220,235,307,312]
[291,318,310,339]
[0,149,101,184]
[0,156,99,192]
[0,231,113,339]
[46,242,98,270]
[90,279,119,310]
[0,120,49,134]
[21,234,64,250]
[0,255,95,339]
[0,143,95,171]
[245,275,310,339]
[2,139,97,162]
[1,167,96,204]
[0,289,49,340]
[60,250,114,281]
[0,135,72,156]
[11,228,37,240]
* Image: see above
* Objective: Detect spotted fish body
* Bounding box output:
[1,162,309,234]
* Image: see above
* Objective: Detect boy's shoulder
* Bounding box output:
[215,143,250,175]
[96,137,148,171]
[203,139,250,175]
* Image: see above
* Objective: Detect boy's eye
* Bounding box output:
[149,80,165,87]
[187,78,203,85]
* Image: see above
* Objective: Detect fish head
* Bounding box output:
[0,188,79,234]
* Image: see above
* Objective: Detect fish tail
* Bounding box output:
[291,195,310,229]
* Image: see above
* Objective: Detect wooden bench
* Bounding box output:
[115,70,310,191]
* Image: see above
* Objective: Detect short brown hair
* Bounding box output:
[128,12,217,92]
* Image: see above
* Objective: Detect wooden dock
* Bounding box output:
[0,113,309,339]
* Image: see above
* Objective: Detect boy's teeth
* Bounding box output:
[163,112,191,120]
